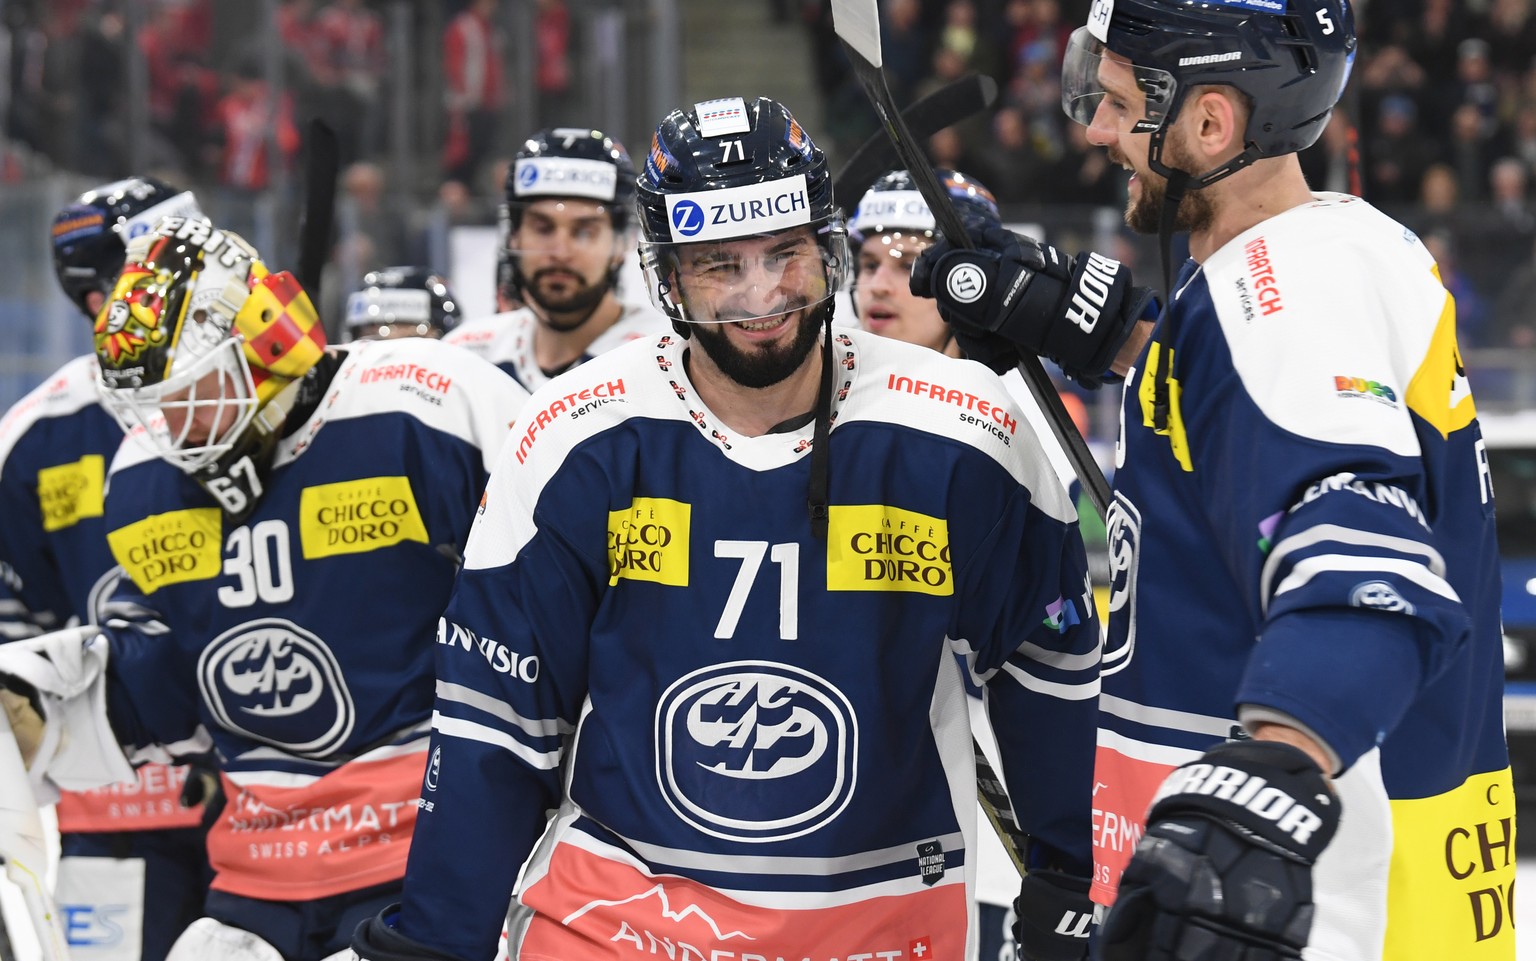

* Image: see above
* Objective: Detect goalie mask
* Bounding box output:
[94,217,327,520]
[635,96,848,334]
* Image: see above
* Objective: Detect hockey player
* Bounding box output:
[344,267,462,342]
[0,215,527,961]
[910,2,1515,959]
[443,126,666,390]
[0,177,208,961]
[850,168,1087,961]
[353,96,1101,961]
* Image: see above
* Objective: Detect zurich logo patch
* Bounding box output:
[518,165,540,189]
[656,660,857,842]
[197,618,356,757]
[671,200,705,238]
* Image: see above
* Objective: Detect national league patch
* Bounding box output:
[695,98,752,138]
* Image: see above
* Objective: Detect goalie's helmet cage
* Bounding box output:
[51,176,202,320]
[1064,0,1356,185]
[635,96,848,327]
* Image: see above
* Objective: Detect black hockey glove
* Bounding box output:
[1097,740,1340,961]
[910,222,1157,388]
[1014,869,1094,961]
[353,907,462,961]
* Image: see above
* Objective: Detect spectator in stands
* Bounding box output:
[314,0,385,165]
[443,0,503,191]
[534,0,573,127]
[1298,107,1356,195]
[1365,93,1438,206]
[1491,236,1536,348]
[1486,0,1536,80]
[212,57,300,237]
[1423,228,1489,347]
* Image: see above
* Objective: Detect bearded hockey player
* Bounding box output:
[0,177,208,961]
[443,126,666,390]
[911,1,1515,958]
[353,95,1101,961]
[0,215,527,961]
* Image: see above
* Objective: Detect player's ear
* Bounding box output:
[1188,85,1244,164]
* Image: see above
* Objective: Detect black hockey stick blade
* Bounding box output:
[831,0,1112,522]
[296,118,340,299]
[832,73,998,206]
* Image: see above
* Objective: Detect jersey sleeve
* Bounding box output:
[950,465,1100,875]
[1199,238,1473,772]
[398,432,608,961]
[97,578,213,765]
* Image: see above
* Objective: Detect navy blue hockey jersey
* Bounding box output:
[0,355,207,834]
[398,329,1100,961]
[97,337,526,901]
[1093,195,1512,959]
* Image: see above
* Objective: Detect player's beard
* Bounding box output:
[1117,133,1215,236]
[524,266,614,331]
[690,298,830,390]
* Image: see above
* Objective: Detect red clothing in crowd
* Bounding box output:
[215,82,300,191]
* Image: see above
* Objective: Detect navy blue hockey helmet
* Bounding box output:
[848,168,1000,246]
[635,96,848,326]
[1062,0,1356,185]
[344,267,461,341]
[505,127,637,231]
[51,176,202,320]
[500,127,637,306]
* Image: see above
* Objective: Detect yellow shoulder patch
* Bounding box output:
[1405,288,1476,439]
[299,476,429,559]
[608,497,690,586]
[107,508,222,594]
[1137,342,1192,472]
[827,504,952,595]
[37,455,105,532]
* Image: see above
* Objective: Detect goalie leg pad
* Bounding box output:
[165,917,285,961]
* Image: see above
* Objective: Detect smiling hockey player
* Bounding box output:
[352,95,1102,961]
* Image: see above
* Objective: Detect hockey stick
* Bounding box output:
[295,119,341,299]
[830,0,1093,880]
[831,0,1113,523]
[832,72,998,207]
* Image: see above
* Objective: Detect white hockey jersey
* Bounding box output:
[443,302,667,392]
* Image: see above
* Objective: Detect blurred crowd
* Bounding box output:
[801,0,1536,350]
[7,0,1536,349]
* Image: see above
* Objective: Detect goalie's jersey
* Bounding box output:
[398,329,1101,961]
[1094,195,1513,959]
[443,301,667,391]
[0,355,204,833]
[97,337,527,901]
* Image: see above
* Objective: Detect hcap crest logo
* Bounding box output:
[94,264,170,366]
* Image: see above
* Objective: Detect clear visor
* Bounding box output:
[1061,26,1177,135]
[99,335,259,474]
[640,218,849,324]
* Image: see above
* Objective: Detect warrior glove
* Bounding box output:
[1014,868,1094,961]
[910,222,1156,388]
[1097,740,1341,961]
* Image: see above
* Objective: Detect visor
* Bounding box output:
[1061,26,1178,135]
[639,217,849,324]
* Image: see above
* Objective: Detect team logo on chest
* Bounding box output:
[655,660,857,842]
[197,618,356,757]
[1104,494,1142,676]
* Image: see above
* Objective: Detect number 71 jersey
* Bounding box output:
[403,329,1102,961]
